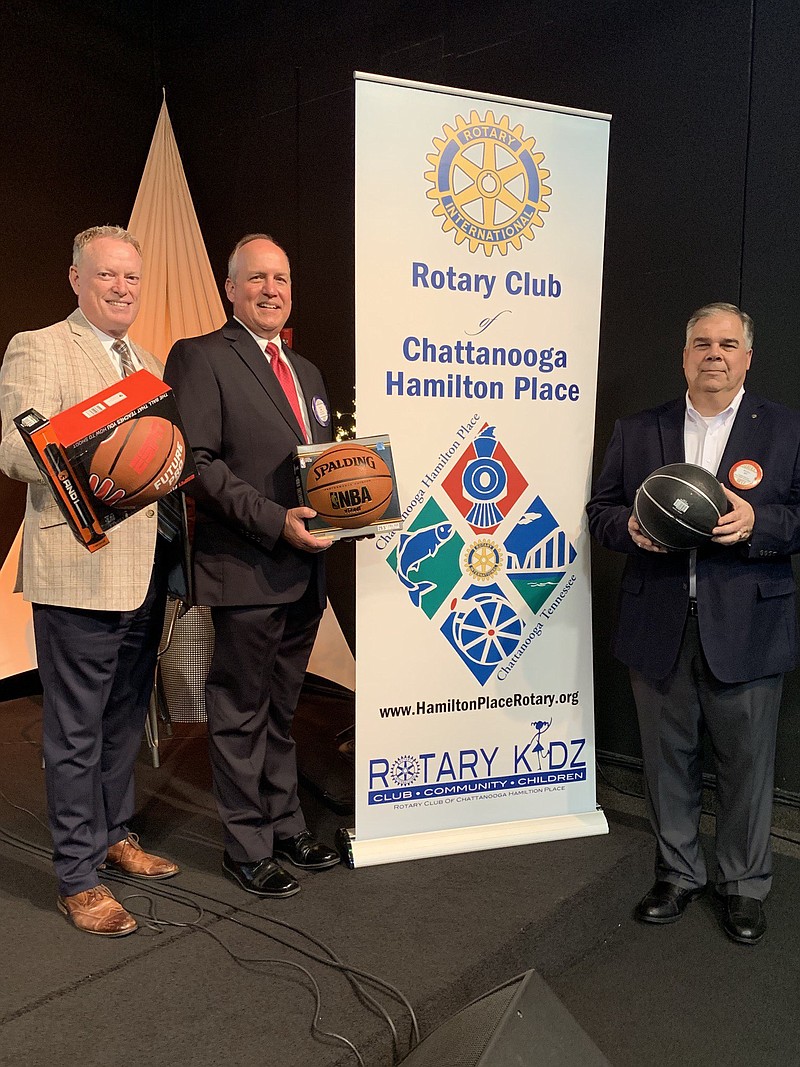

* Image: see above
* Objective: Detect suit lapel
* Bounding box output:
[224,321,306,443]
[68,309,164,382]
[67,309,120,388]
[658,399,685,464]
[717,392,764,484]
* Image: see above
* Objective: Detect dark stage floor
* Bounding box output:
[1,692,799,1067]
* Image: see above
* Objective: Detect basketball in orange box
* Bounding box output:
[306,442,393,528]
[89,415,186,509]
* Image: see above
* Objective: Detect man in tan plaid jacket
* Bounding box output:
[0,226,180,936]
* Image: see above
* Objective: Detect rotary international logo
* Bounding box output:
[391,755,420,786]
[424,110,552,256]
[463,538,503,582]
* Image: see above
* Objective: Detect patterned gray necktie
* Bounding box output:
[112,337,137,377]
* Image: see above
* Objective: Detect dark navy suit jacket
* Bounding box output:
[164,319,332,609]
[587,392,800,683]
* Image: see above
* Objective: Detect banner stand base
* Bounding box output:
[336,808,608,869]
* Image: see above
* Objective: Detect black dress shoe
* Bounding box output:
[721,894,766,944]
[222,852,300,898]
[273,830,340,871]
[635,880,705,924]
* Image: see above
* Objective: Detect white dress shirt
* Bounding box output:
[87,323,142,378]
[684,387,744,596]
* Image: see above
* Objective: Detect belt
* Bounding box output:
[688,599,698,617]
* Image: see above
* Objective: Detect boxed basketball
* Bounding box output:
[14,369,195,552]
[294,435,404,541]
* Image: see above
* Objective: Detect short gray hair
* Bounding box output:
[227,233,288,280]
[72,226,142,266]
[686,302,754,350]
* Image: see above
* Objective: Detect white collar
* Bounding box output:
[234,317,283,358]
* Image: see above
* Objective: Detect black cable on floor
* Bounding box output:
[106,867,420,1056]
[1,742,421,1060]
[123,892,367,1066]
[0,805,420,1063]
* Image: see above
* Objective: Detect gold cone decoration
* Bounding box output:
[127,94,354,691]
[127,95,226,360]
[0,527,35,680]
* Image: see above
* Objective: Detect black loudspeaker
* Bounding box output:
[399,970,610,1067]
[293,681,355,816]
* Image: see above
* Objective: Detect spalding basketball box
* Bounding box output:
[14,369,195,552]
[294,434,403,540]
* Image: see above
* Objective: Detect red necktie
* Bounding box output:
[267,342,308,442]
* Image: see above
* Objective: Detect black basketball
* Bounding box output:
[633,463,728,550]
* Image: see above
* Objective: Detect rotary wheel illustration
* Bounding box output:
[451,592,523,665]
[425,110,551,256]
[463,539,504,582]
[391,755,419,786]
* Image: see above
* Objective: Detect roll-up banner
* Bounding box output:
[348,72,610,867]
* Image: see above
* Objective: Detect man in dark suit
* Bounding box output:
[588,302,800,944]
[164,234,338,898]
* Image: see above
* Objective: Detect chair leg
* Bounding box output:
[144,595,183,763]
[155,665,173,735]
[145,691,160,769]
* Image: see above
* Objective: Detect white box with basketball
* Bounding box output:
[294,435,403,541]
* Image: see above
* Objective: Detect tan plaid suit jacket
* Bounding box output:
[0,308,163,610]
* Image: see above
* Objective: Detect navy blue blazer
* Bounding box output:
[164,319,332,609]
[587,392,800,683]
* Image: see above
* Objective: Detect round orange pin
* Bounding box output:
[729,460,763,490]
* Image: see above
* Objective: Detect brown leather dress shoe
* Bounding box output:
[104,833,180,879]
[57,885,138,937]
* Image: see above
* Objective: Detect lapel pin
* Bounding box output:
[729,459,763,490]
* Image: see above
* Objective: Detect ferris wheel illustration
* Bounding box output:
[450,591,524,665]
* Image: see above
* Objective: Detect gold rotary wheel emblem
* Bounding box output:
[463,538,504,582]
[425,110,551,256]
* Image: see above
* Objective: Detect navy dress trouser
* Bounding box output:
[33,559,166,896]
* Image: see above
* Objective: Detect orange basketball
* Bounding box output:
[89,415,186,509]
[306,442,393,528]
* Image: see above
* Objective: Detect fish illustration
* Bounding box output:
[397,522,454,607]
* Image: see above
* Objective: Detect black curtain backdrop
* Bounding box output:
[1,0,799,792]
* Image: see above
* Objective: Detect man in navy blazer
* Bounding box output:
[164,235,339,898]
[588,302,800,944]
